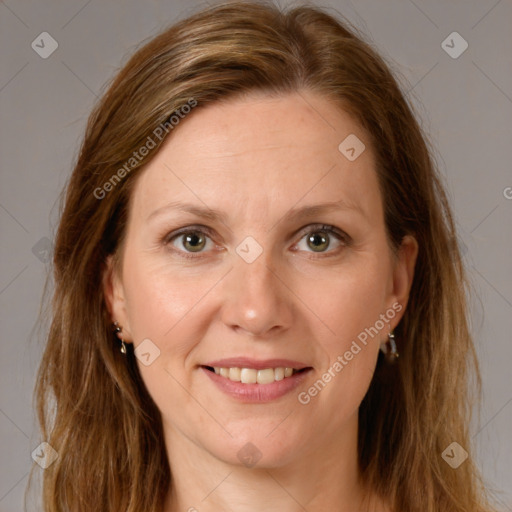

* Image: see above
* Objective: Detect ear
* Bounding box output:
[386,234,418,328]
[103,255,133,343]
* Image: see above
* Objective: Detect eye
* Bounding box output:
[293,224,350,254]
[168,229,215,254]
[162,223,350,260]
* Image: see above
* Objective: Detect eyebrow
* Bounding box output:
[146,198,366,225]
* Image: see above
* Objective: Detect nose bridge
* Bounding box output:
[221,247,293,336]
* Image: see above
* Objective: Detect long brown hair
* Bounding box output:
[31,1,498,510]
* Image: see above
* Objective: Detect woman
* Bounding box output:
[32,1,499,511]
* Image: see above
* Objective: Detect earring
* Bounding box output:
[380,330,399,362]
[113,321,127,354]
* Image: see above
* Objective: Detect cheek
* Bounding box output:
[304,256,390,349]
[122,250,216,343]
[295,257,389,412]
[120,256,217,416]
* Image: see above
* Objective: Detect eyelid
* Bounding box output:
[162,223,352,257]
[294,223,352,245]
[163,224,217,243]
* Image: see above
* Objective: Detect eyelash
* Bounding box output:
[162,224,352,260]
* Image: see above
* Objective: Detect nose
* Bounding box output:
[220,254,294,338]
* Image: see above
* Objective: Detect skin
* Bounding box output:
[104,91,418,512]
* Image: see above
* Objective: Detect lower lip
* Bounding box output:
[201,367,312,403]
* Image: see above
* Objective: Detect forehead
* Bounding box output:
[129,91,382,226]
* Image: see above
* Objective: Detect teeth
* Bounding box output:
[240,368,257,384]
[211,366,299,384]
[228,367,241,381]
[257,368,274,384]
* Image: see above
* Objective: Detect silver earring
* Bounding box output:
[113,321,127,354]
[380,331,399,362]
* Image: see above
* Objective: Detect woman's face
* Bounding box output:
[105,91,417,469]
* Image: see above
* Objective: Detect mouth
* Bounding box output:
[200,356,313,403]
[202,365,310,384]
[200,358,313,403]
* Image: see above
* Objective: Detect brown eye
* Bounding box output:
[294,224,350,255]
[306,231,330,252]
[180,232,206,252]
[164,225,217,258]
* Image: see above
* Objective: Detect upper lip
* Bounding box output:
[202,357,311,370]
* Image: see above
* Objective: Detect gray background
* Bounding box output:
[0,0,511,510]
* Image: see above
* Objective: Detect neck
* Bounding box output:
[161,415,387,512]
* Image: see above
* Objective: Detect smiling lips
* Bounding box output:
[207,366,300,384]
[203,358,310,383]
[201,358,312,402]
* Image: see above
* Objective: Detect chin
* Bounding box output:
[204,423,309,469]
